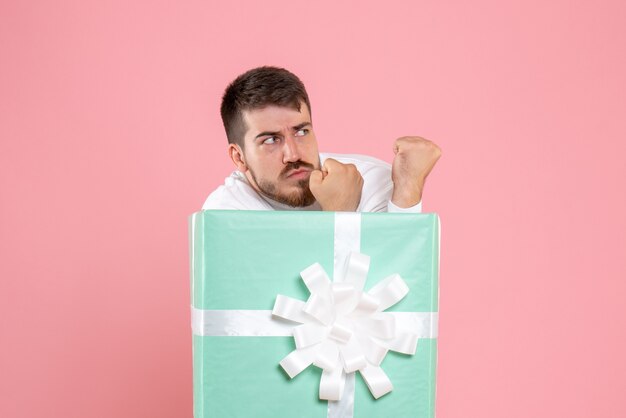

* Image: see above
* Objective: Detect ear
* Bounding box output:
[228,143,248,172]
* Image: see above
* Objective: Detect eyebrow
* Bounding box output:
[254,122,312,140]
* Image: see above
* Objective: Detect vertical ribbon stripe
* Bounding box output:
[329,212,362,418]
[333,212,361,282]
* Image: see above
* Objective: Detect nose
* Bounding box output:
[282,135,301,163]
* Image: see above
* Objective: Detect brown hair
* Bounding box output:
[220,66,312,147]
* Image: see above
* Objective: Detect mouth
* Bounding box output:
[285,168,312,179]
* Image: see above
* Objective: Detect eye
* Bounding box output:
[295,128,309,137]
[263,136,279,145]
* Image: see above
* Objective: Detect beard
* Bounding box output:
[249,160,318,207]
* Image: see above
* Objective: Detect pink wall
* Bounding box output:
[1,1,625,417]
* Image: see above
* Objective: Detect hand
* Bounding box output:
[391,136,441,208]
[309,158,364,211]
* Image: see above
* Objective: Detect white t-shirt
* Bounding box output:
[202,153,422,213]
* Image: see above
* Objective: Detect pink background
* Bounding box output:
[1,1,625,417]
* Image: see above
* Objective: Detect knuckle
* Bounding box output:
[396,136,431,151]
[348,164,361,178]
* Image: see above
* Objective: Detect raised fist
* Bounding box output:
[309,158,364,211]
[391,136,441,208]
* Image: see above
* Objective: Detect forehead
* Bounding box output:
[242,103,311,136]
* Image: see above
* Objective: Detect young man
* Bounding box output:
[202,66,441,212]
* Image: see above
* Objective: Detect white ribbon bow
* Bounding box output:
[272,252,419,401]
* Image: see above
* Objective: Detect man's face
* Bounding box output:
[233,102,320,207]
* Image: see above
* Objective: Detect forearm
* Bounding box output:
[390,181,424,208]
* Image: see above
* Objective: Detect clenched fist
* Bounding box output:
[391,136,441,208]
[309,158,364,211]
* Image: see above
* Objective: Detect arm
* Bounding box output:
[390,136,441,209]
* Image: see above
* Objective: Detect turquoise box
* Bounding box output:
[190,210,440,418]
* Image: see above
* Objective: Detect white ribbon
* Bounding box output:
[272,252,419,401]
[330,212,361,418]
[192,308,437,339]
